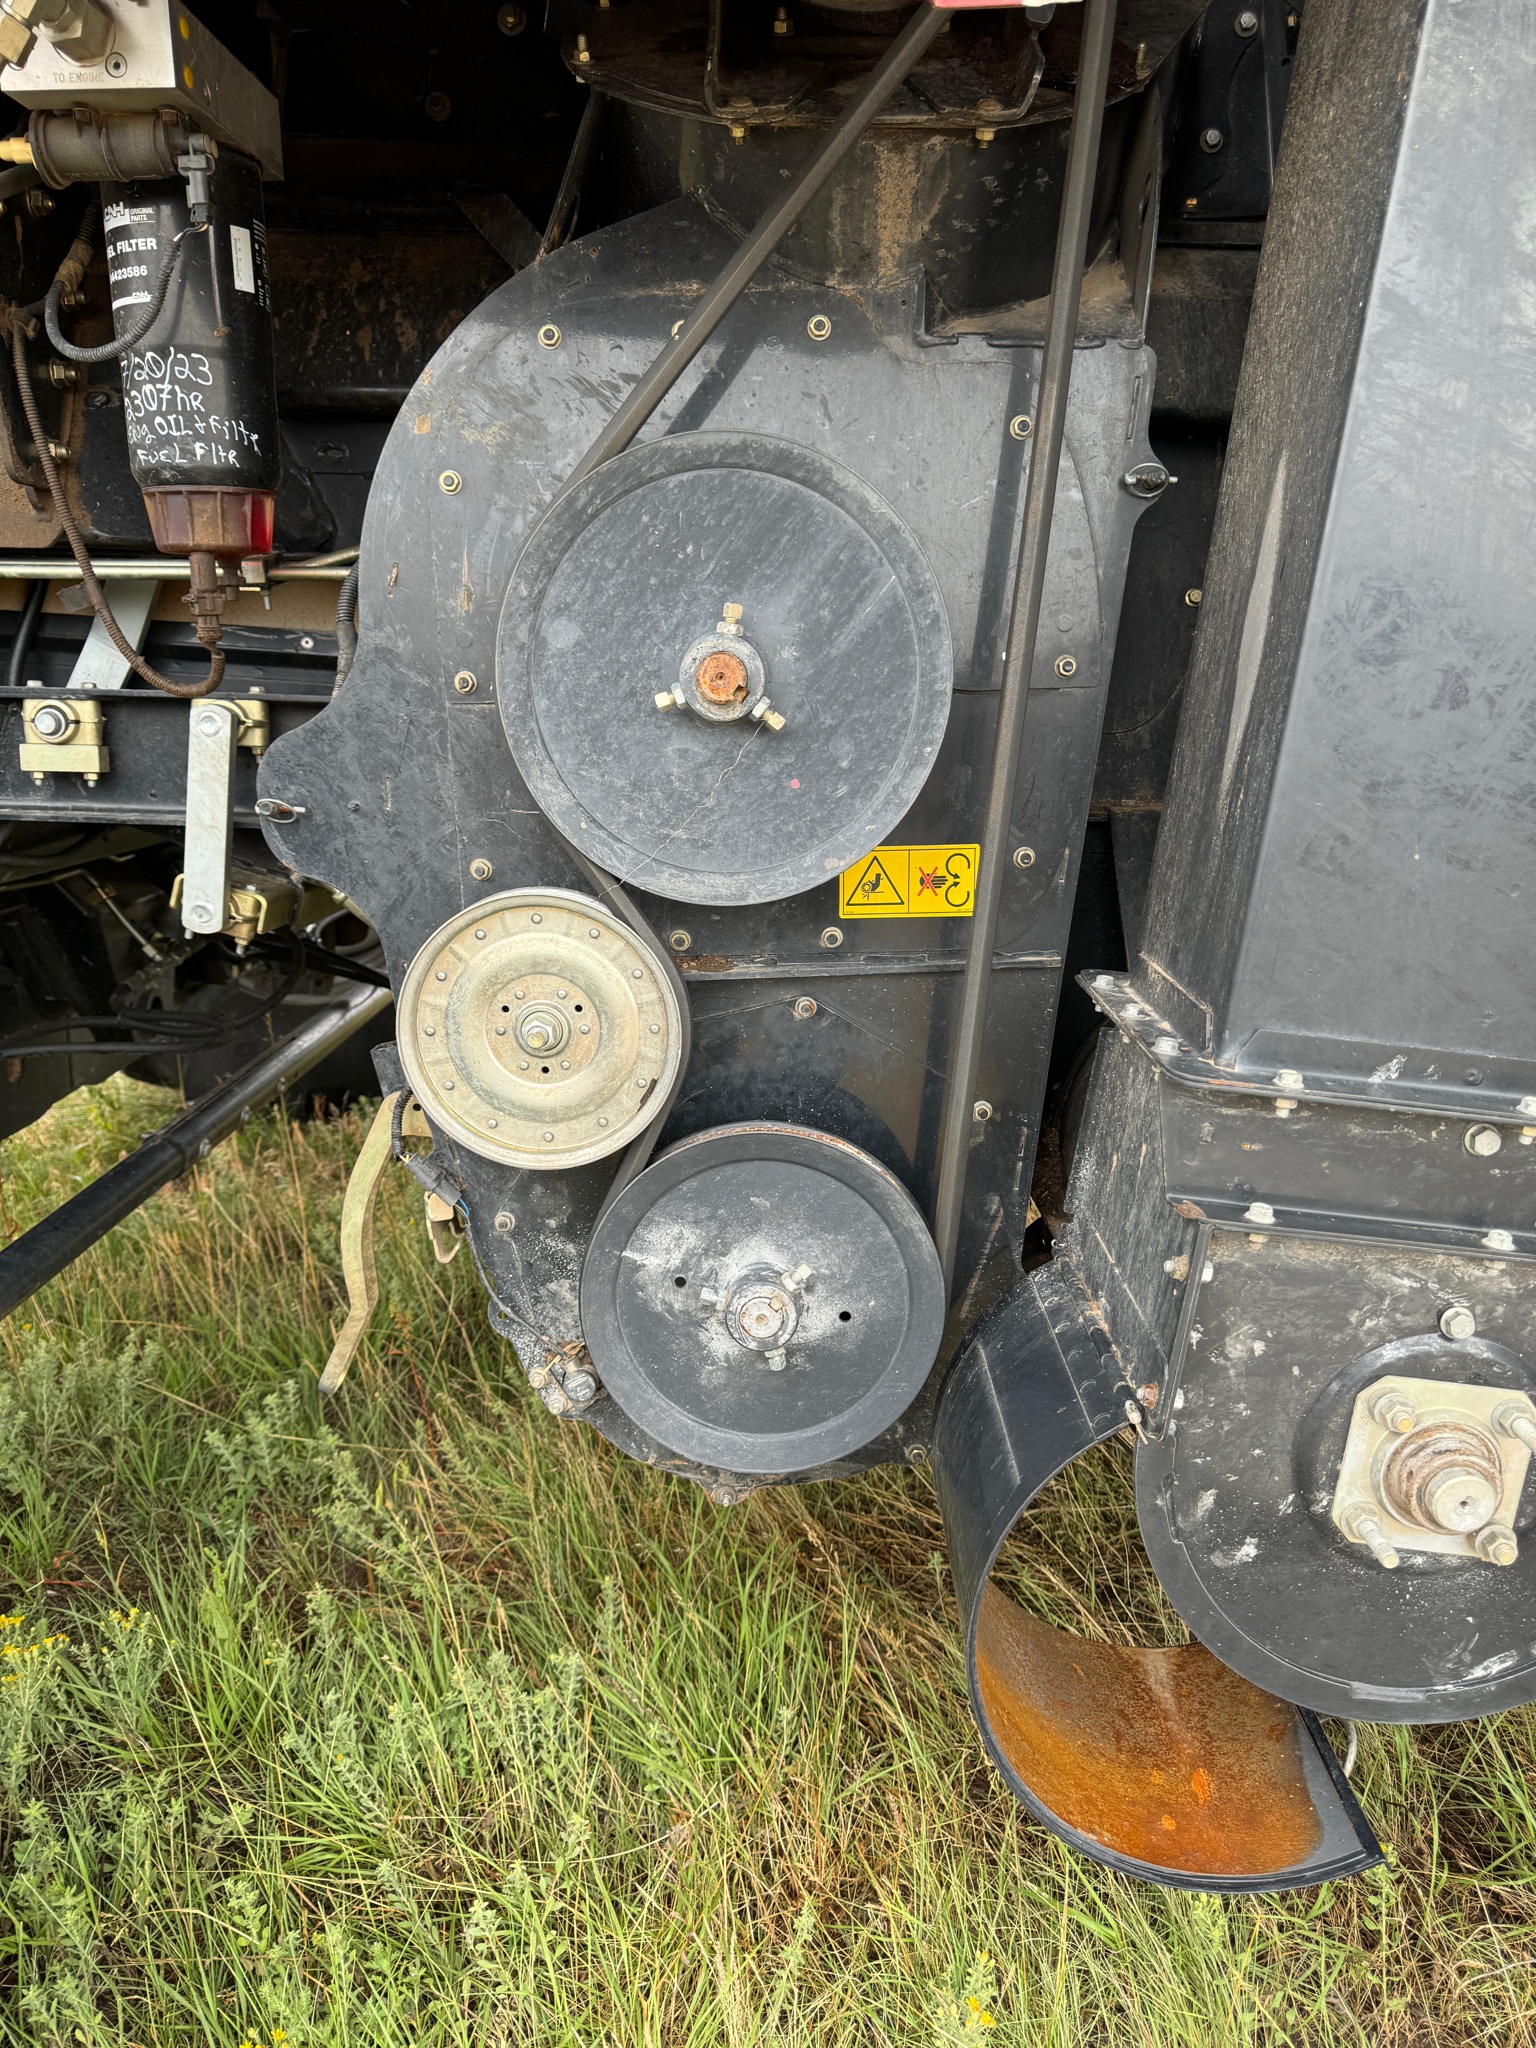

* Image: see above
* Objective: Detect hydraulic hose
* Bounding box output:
[5,576,45,691]
[9,311,225,699]
[42,202,203,365]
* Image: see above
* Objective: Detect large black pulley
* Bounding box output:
[932,1269,1383,1892]
[579,1121,945,1472]
[498,433,953,906]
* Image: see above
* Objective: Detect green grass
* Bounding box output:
[0,1079,1532,2046]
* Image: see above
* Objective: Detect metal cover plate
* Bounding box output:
[497,433,953,906]
[580,1121,945,1471]
[396,887,682,1169]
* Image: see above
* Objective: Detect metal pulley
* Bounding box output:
[395,888,683,1169]
[498,432,953,906]
[580,1121,945,1470]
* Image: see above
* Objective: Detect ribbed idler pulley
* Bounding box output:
[396,888,682,1168]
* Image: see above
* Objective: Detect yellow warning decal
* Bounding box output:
[838,844,980,919]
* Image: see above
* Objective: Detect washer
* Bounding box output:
[497,432,953,906]
[396,888,682,1169]
[579,1121,945,1471]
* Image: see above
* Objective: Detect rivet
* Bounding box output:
[443,1079,456,1090]
[632,967,643,978]
[531,913,543,924]
[439,470,462,493]
[598,1117,608,1127]
[435,970,448,982]
[474,928,487,940]
[649,1023,660,1033]
[424,1026,436,1037]
[588,926,601,938]
[580,1024,590,1035]
[543,1131,555,1141]
[487,1118,499,1129]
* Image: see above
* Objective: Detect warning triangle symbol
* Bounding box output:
[850,853,905,908]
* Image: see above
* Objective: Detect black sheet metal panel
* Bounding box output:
[1137,1232,1536,1721]
[932,1263,1382,1890]
[1134,0,1536,1112]
[257,185,1160,1456]
[580,1121,945,1472]
[498,433,953,905]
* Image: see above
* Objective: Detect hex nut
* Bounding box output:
[1054,655,1077,678]
[497,1,526,31]
[439,470,462,494]
[1244,1201,1276,1226]
[669,929,691,953]
[1185,587,1203,607]
[1009,415,1033,440]
[494,1210,516,1234]
[973,1100,993,1123]
[469,858,494,881]
[1465,1123,1502,1157]
[807,314,831,341]
[1012,845,1035,869]
[538,323,562,348]
[792,997,817,1020]
[453,671,477,694]
[1235,8,1259,33]
[820,926,844,950]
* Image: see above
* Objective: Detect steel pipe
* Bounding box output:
[0,982,392,1320]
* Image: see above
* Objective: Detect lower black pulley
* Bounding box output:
[932,1267,1383,1891]
[579,1121,944,1472]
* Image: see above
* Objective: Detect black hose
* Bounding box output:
[43,205,202,364]
[332,561,359,694]
[5,578,45,692]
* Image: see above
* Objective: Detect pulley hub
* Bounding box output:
[396,888,681,1169]
[580,1122,944,1470]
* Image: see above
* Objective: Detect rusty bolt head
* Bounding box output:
[793,997,817,1020]
[695,649,749,705]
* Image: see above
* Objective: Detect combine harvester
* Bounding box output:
[0,0,1528,1887]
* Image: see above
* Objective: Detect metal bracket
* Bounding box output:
[181,698,237,936]
[67,578,159,691]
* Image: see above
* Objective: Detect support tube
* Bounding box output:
[0,983,392,1320]
[929,0,1117,1290]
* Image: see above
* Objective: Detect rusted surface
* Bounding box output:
[1382,1421,1502,1531]
[695,648,749,705]
[975,1585,1324,1875]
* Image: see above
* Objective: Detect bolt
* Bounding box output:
[1493,1401,1536,1455]
[1054,655,1077,678]
[538,324,561,349]
[1202,1260,1215,1283]
[469,858,493,881]
[1164,1255,1190,1281]
[1235,8,1259,33]
[973,1100,993,1123]
[722,602,743,626]
[1013,846,1035,869]
[1483,1229,1515,1252]
[655,691,680,709]
[1274,1069,1304,1092]
[1123,463,1173,497]
[47,441,69,461]
[1518,1095,1536,1117]
[698,1284,724,1309]
[1153,1034,1179,1056]
[453,671,477,694]
[751,700,786,731]
[497,1,525,31]
[669,930,691,952]
[1093,973,1116,989]
[1245,1201,1275,1226]
[974,128,996,146]
[424,90,451,120]
[1369,1388,1418,1436]
[30,703,69,739]
[25,189,54,217]
[1475,1523,1519,1567]
[774,3,792,29]
[1465,1123,1502,1157]
[793,997,817,1020]
[575,32,591,62]
[1200,126,1224,151]
[45,362,79,387]
[764,1349,787,1372]
[439,470,462,493]
[540,1383,572,1415]
[1274,1098,1298,1118]
[1009,415,1033,440]
[1185,588,1203,607]
[807,315,831,341]
[1341,1506,1400,1569]
[1439,1303,1477,1342]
